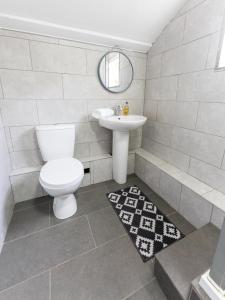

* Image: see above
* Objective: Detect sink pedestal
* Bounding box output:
[113,130,129,184]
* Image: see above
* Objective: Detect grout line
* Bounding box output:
[122,277,156,300]
[0,270,49,295]
[27,40,34,71]
[50,233,127,272]
[86,215,97,248]
[4,214,84,245]
[49,270,51,300]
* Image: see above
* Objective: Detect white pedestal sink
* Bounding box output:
[98,115,147,184]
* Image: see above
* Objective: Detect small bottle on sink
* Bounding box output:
[123,101,129,115]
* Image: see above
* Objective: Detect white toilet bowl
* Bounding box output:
[39,157,84,219]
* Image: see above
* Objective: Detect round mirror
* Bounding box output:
[98,51,134,93]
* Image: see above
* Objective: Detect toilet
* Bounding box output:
[36,124,84,219]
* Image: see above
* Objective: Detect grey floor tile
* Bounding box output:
[88,206,126,246]
[149,193,175,216]
[51,236,154,300]
[50,185,110,226]
[0,216,95,291]
[106,175,154,197]
[167,212,195,236]
[14,196,51,212]
[6,203,50,241]
[126,279,167,300]
[78,181,108,194]
[0,272,49,300]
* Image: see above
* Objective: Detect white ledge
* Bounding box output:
[135,148,225,213]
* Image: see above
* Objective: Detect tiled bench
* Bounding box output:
[135,148,225,229]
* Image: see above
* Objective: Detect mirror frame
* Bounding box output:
[97,51,134,94]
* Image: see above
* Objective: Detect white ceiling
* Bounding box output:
[0,0,187,52]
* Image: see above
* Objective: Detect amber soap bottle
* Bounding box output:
[123,101,129,115]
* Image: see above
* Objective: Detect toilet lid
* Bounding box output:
[40,158,84,188]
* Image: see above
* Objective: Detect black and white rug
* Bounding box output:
[107,186,184,262]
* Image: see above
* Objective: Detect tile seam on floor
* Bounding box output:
[49,270,51,300]
[86,215,97,248]
[13,200,51,214]
[121,276,156,300]
[0,270,50,295]
[50,233,128,272]
[4,214,85,245]
[6,201,114,245]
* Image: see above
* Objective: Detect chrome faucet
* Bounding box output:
[114,105,123,116]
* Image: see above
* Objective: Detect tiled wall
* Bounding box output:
[143,0,225,195]
[0,110,14,250]
[0,28,146,171]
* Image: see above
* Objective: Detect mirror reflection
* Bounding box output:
[98,51,133,93]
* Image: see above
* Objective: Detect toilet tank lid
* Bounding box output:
[36,124,75,131]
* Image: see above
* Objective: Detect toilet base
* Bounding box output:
[53,194,77,219]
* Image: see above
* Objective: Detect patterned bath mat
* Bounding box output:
[107,186,184,262]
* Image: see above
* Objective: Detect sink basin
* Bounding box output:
[99,115,147,131]
[93,112,147,184]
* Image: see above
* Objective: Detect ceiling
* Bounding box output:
[0,0,187,52]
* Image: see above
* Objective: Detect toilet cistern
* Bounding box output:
[92,110,146,184]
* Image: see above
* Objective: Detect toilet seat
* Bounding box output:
[40,157,84,189]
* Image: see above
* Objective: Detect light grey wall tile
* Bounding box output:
[171,127,225,167]
[0,128,14,245]
[63,74,108,99]
[10,149,42,169]
[183,0,225,43]
[76,122,111,143]
[189,158,225,194]
[178,0,206,15]
[143,120,172,146]
[142,138,190,172]
[0,70,63,99]
[0,100,39,126]
[130,56,147,80]
[0,28,59,44]
[147,54,161,79]
[211,206,225,229]
[159,171,181,210]
[134,155,146,181]
[128,153,135,175]
[161,36,209,76]
[64,74,145,100]
[206,32,220,69]
[10,172,43,202]
[37,100,87,124]
[146,76,178,101]
[30,41,61,72]
[74,143,90,159]
[157,101,198,129]
[143,100,157,121]
[164,15,185,51]
[145,161,161,193]
[197,103,225,137]
[0,82,3,99]
[129,135,142,150]
[180,186,212,228]
[86,50,104,75]
[0,36,32,70]
[60,45,86,74]
[10,126,38,151]
[90,140,111,156]
[30,41,86,74]
[92,158,112,184]
[177,70,225,102]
